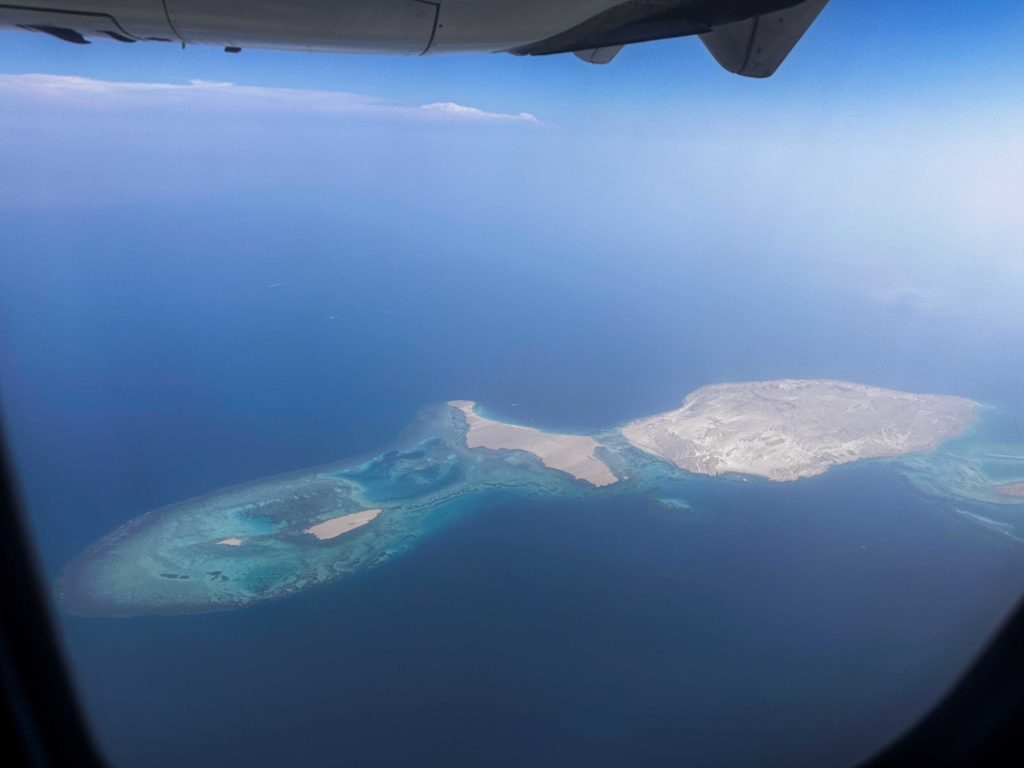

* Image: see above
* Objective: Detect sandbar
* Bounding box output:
[217,538,244,546]
[449,400,617,487]
[305,509,382,540]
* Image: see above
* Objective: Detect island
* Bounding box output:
[60,379,1006,618]
[449,400,618,487]
[621,379,976,481]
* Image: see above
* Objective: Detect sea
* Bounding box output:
[2,197,1024,768]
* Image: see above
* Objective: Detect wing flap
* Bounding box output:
[700,0,828,78]
[573,45,624,65]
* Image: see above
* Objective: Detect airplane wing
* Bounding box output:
[699,0,829,78]
[2,0,829,77]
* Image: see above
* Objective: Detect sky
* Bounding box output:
[0,0,1023,323]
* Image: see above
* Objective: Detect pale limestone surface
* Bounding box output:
[304,509,382,540]
[621,379,975,482]
[449,400,618,487]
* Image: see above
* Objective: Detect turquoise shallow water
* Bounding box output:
[57,404,655,615]
[890,409,1024,537]
[60,397,1024,617]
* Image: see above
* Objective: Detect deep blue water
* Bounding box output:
[2,200,1024,766]
[59,471,1024,768]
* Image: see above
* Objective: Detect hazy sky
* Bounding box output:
[1,0,1022,325]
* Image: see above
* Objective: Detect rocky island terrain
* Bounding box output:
[620,379,976,481]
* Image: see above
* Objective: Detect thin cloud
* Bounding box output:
[420,101,540,123]
[0,74,541,123]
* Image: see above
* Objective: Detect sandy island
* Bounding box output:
[305,509,382,540]
[621,379,976,482]
[218,538,244,546]
[997,482,1024,498]
[449,400,618,487]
